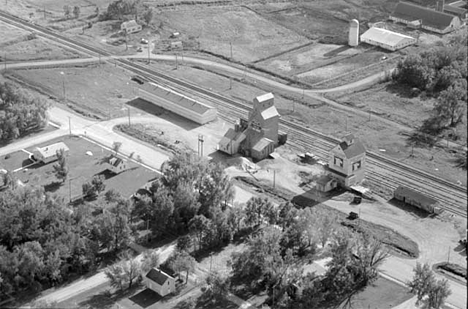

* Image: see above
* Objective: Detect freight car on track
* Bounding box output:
[393,185,443,215]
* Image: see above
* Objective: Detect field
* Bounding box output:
[8,64,138,119]
[4,135,157,200]
[153,6,311,63]
[0,21,30,47]
[2,37,83,61]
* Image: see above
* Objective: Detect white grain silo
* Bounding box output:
[348,19,359,47]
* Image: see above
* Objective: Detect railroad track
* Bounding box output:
[0,11,466,218]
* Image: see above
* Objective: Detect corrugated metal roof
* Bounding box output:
[252,137,273,152]
[361,27,416,47]
[394,186,438,205]
[142,82,215,115]
[261,106,280,120]
[391,2,458,30]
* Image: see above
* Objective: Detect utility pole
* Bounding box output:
[230,41,233,60]
[3,53,6,71]
[229,77,232,90]
[175,54,178,69]
[447,246,451,263]
[68,178,73,203]
[148,40,151,64]
[273,170,276,189]
[68,116,71,135]
[198,134,204,157]
[127,108,131,126]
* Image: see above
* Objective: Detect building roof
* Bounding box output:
[391,2,459,30]
[361,27,416,47]
[108,155,125,167]
[219,128,246,147]
[444,5,467,15]
[335,134,366,159]
[394,186,438,205]
[146,268,174,286]
[255,92,275,104]
[142,82,215,115]
[35,142,69,158]
[252,137,274,152]
[122,20,139,28]
[316,174,335,186]
[261,106,280,120]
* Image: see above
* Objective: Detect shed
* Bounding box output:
[315,175,338,192]
[360,27,417,51]
[144,268,176,296]
[218,128,246,155]
[390,1,462,33]
[32,142,69,164]
[251,137,274,161]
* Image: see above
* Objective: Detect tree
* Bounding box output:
[53,149,68,183]
[427,278,451,309]
[141,250,160,273]
[105,189,123,203]
[204,272,231,303]
[189,215,210,251]
[82,175,105,199]
[176,235,192,252]
[1,170,17,189]
[63,5,71,18]
[142,8,153,26]
[407,262,436,305]
[105,251,141,290]
[244,197,273,227]
[433,81,467,128]
[165,250,196,283]
[73,6,81,19]
[112,141,122,154]
[106,0,139,20]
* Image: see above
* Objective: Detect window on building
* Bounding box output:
[334,156,343,167]
[352,160,361,171]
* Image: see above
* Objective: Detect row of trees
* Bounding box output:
[105,0,154,26]
[0,82,49,142]
[63,5,80,19]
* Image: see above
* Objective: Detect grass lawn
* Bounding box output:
[339,276,412,309]
[10,135,157,200]
[0,21,29,46]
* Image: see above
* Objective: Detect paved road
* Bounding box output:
[4,55,465,151]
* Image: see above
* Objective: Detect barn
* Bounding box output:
[390,1,462,34]
[139,83,217,125]
[360,27,417,51]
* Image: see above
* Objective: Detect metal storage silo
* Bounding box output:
[348,19,359,47]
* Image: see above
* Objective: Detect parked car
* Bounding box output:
[140,38,148,44]
[351,195,362,205]
[348,211,359,220]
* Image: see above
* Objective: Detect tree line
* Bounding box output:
[0,82,49,142]
[104,0,154,26]
[394,32,467,134]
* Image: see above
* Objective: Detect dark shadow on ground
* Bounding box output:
[126,98,200,131]
[384,82,420,99]
[292,187,345,208]
[128,289,161,308]
[43,181,63,193]
[95,169,117,180]
[323,45,351,57]
[387,198,433,219]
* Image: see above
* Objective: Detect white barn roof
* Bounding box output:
[360,28,416,50]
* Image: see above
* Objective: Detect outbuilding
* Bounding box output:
[106,155,128,174]
[139,83,217,125]
[390,1,462,34]
[144,268,176,297]
[32,142,69,164]
[315,175,338,193]
[121,20,142,34]
[360,27,417,51]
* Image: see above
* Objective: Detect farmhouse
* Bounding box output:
[32,142,69,164]
[121,20,142,34]
[106,155,127,174]
[144,268,176,297]
[218,93,285,161]
[328,133,366,187]
[390,1,462,33]
[138,83,217,125]
[360,27,417,51]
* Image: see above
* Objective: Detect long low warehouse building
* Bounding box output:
[138,82,217,125]
[360,27,417,51]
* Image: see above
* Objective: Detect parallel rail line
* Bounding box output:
[0,11,466,218]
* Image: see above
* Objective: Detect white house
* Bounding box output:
[121,20,142,34]
[145,268,176,297]
[106,155,128,174]
[32,142,69,164]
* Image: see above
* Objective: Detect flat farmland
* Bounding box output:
[25,0,111,11]
[11,135,156,200]
[2,37,83,61]
[155,6,311,63]
[8,64,139,119]
[0,21,30,46]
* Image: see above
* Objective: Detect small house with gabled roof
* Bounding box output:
[106,155,128,174]
[390,1,462,34]
[32,142,69,164]
[328,133,366,187]
[144,268,176,296]
[121,20,142,34]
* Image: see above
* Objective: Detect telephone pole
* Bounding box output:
[198,135,204,157]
